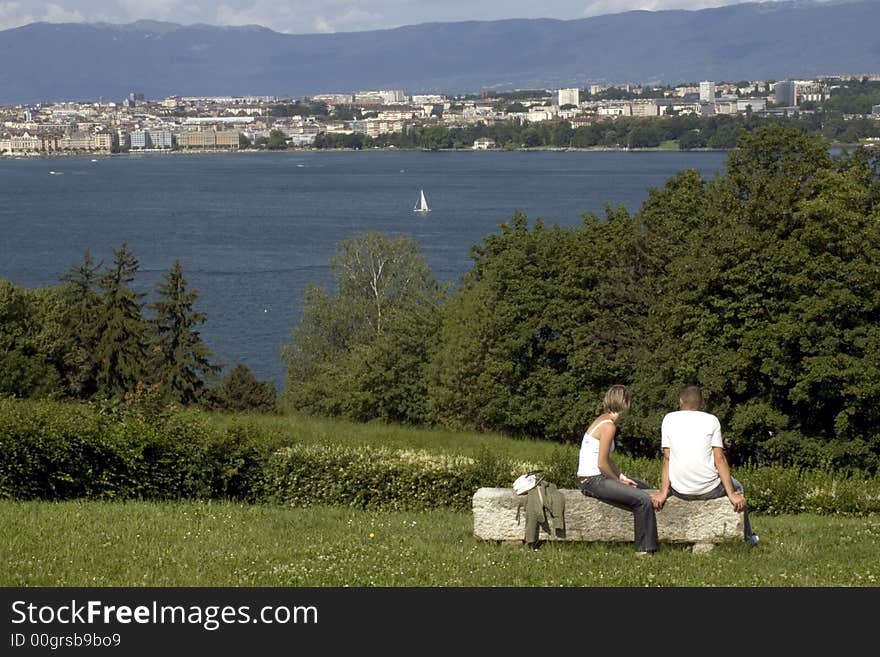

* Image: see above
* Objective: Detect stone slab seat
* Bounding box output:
[472,487,744,553]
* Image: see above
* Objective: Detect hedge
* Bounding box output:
[2,398,880,515]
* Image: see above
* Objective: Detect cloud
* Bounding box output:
[215,1,390,34]
[0,1,838,34]
[579,1,768,17]
[42,2,85,22]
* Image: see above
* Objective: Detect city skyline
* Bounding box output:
[0,0,842,35]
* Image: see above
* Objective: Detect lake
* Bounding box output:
[0,149,728,390]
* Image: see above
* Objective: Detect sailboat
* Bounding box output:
[414,189,430,213]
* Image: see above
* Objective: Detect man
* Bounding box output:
[651,385,759,546]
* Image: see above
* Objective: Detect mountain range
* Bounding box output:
[0,0,877,104]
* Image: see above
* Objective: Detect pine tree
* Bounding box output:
[59,250,102,397]
[211,363,276,413]
[151,260,220,404]
[94,243,151,398]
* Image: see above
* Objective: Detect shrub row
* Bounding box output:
[2,399,880,515]
[262,444,514,511]
[0,399,266,502]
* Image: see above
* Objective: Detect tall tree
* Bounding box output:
[632,126,880,469]
[282,232,445,422]
[427,209,643,440]
[151,260,220,405]
[94,243,151,398]
[58,250,102,397]
[0,281,64,398]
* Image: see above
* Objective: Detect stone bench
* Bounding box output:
[473,487,744,553]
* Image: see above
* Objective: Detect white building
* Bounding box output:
[312,94,355,104]
[630,101,659,117]
[558,88,580,107]
[130,130,151,149]
[737,98,767,112]
[597,105,629,117]
[473,137,496,150]
[699,81,716,103]
[411,94,445,104]
[355,90,406,104]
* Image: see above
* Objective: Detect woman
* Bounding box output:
[577,384,659,555]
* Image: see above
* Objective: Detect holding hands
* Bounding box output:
[650,492,667,510]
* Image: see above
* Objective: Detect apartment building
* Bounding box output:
[699,81,716,103]
[558,88,580,107]
[737,98,767,112]
[355,90,406,105]
[774,80,797,106]
[128,129,173,149]
[130,130,151,149]
[630,101,659,117]
[11,132,42,151]
[177,130,240,149]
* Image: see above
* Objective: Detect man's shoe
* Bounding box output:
[745,534,759,547]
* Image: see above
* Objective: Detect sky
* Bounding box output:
[0,1,837,34]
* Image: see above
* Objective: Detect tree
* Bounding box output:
[58,250,102,397]
[94,243,151,398]
[210,363,276,413]
[267,129,287,150]
[632,126,880,470]
[419,125,451,150]
[0,281,64,398]
[427,209,643,440]
[282,232,445,423]
[151,260,221,405]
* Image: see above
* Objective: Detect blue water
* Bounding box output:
[0,150,727,389]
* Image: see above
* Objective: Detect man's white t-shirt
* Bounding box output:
[660,410,723,495]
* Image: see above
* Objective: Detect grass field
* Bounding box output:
[204,409,564,461]
[3,500,878,587]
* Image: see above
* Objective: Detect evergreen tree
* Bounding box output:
[59,250,102,397]
[0,281,64,398]
[151,260,220,405]
[94,243,151,398]
[211,363,276,413]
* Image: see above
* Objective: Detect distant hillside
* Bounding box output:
[0,1,878,103]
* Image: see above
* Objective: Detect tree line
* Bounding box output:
[0,246,275,412]
[283,125,880,473]
[5,125,879,473]
[308,111,880,152]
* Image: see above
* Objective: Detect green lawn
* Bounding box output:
[2,501,878,586]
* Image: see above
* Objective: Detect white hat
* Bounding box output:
[512,471,542,495]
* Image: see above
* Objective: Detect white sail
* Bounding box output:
[414,189,430,213]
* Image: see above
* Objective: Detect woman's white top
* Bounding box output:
[577,418,615,477]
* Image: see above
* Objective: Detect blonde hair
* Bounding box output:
[603,384,631,415]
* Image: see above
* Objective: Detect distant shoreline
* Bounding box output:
[1,146,727,159]
[2,142,868,159]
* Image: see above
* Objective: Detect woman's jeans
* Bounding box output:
[670,477,754,540]
[579,475,659,553]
